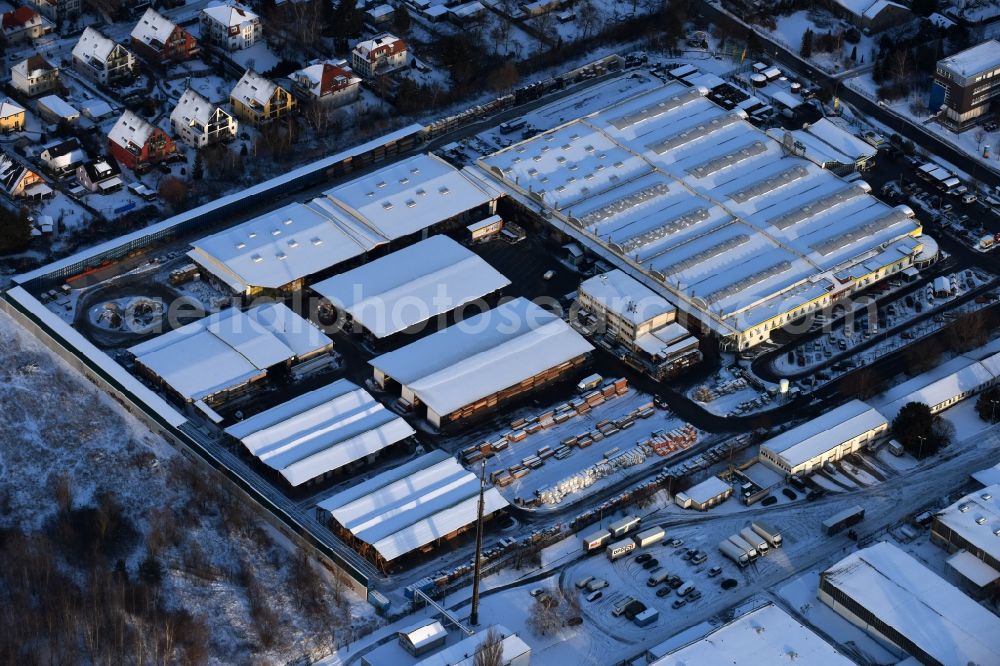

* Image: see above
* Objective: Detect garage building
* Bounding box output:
[224,378,415,486]
[758,399,888,476]
[128,302,333,407]
[674,475,732,510]
[819,542,1000,665]
[370,297,593,428]
[317,449,509,567]
[311,234,510,342]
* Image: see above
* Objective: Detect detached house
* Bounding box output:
[2,7,52,43]
[39,138,86,177]
[230,69,295,126]
[170,88,237,148]
[290,60,361,107]
[130,8,198,63]
[0,100,25,132]
[108,110,175,171]
[12,55,60,96]
[76,156,122,193]
[199,2,261,51]
[0,152,49,199]
[26,0,78,22]
[73,27,137,87]
[351,33,407,80]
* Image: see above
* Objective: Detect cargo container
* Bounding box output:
[750,521,782,548]
[609,515,640,537]
[582,529,611,552]
[633,608,659,627]
[823,505,865,535]
[633,526,665,548]
[577,374,603,392]
[606,538,636,560]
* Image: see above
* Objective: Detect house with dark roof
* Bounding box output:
[75,155,122,193]
[0,152,50,199]
[39,138,86,177]
[1,7,52,43]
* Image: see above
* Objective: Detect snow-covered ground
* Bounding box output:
[764,10,877,76]
[0,308,376,662]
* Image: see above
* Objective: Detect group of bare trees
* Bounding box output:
[526,588,581,637]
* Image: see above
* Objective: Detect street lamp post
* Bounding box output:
[916,434,927,459]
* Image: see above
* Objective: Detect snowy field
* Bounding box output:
[764,10,876,76]
[0,309,376,662]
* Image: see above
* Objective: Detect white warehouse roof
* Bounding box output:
[317,449,509,562]
[416,625,530,666]
[653,604,853,665]
[323,153,495,241]
[311,235,510,338]
[579,268,675,325]
[821,542,1000,666]
[224,379,414,486]
[370,297,593,418]
[129,303,331,401]
[879,353,998,420]
[760,399,887,469]
[935,483,1000,571]
[679,475,730,505]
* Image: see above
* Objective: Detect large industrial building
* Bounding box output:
[317,449,509,567]
[758,399,888,476]
[652,603,853,665]
[224,379,415,486]
[818,542,1000,665]
[370,297,594,428]
[128,302,333,408]
[188,153,498,297]
[311,234,510,342]
[577,269,700,375]
[478,81,933,351]
[931,483,1000,591]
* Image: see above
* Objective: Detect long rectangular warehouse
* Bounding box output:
[317,449,509,565]
[652,603,853,665]
[878,351,1000,420]
[758,399,888,476]
[369,297,594,427]
[932,482,1000,576]
[224,379,415,486]
[311,234,510,340]
[477,80,933,351]
[189,153,497,297]
[819,541,1000,665]
[128,302,333,404]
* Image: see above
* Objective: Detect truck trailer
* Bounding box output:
[727,534,759,560]
[823,505,865,536]
[740,527,769,556]
[609,515,641,538]
[582,529,611,553]
[606,538,636,561]
[719,539,750,567]
[633,526,665,548]
[751,521,782,548]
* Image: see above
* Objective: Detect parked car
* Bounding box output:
[635,553,652,564]
[782,488,797,500]
[671,598,686,609]
[762,496,778,506]
[642,558,660,570]
[691,552,708,565]
[667,538,683,547]
[708,566,723,577]
[576,576,595,589]
[586,590,603,602]
[687,590,702,601]
[656,586,672,597]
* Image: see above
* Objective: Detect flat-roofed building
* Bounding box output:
[818,542,1000,665]
[478,80,932,352]
[224,379,414,486]
[128,302,333,405]
[931,483,1000,589]
[370,297,593,428]
[311,235,510,342]
[674,475,732,510]
[758,399,888,476]
[876,352,1000,420]
[932,40,1000,132]
[317,449,509,565]
[652,603,853,665]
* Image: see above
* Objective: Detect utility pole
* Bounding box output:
[470,459,486,626]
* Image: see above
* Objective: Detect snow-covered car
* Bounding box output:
[586,590,603,602]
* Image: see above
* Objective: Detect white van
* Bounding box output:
[676,581,695,597]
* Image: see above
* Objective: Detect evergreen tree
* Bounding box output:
[193,151,204,180]
[0,206,32,254]
[850,45,857,61]
[393,3,411,33]
[800,28,813,58]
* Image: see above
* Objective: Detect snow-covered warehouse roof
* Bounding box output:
[652,604,853,665]
[415,625,530,666]
[803,119,876,162]
[323,153,494,241]
[948,549,1000,588]
[579,268,675,326]
[128,303,332,402]
[935,483,1000,568]
[880,354,997,419]
[225,379,414,486]
[187,200,385,293]
[317,449,509,562]
[477,80,925,342]
[937,39,1000,78]
[821,542,1000,666]
[760,399,887,469]
[399,620,447,652]
[310,234,510,338]
[369,297,593,418]
[678,475,730,505]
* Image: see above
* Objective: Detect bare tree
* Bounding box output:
[474,626,504,666]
